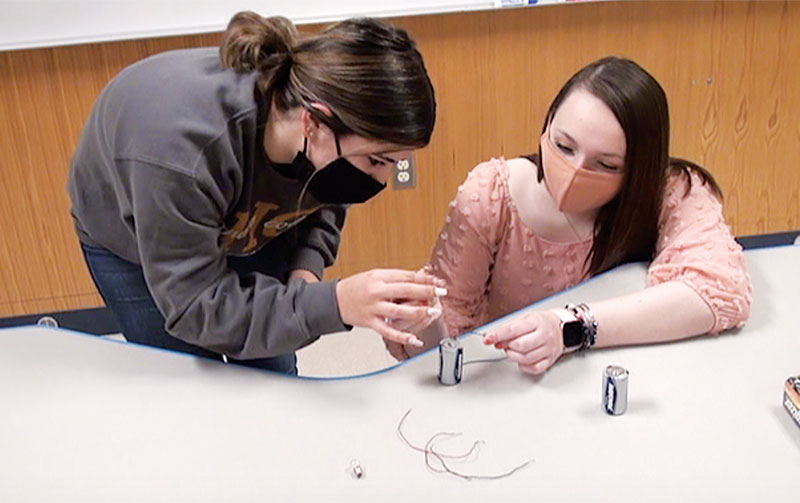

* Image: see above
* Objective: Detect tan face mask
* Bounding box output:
[540,128,624,213]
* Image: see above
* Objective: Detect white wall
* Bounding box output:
[0,0,502,51]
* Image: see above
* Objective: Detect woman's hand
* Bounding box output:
[383,295,445,361]
[336,269,446,347]
[483,310,565,375]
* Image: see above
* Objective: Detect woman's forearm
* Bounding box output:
[588,280,715,348]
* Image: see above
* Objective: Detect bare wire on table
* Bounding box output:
[396,409,534,481]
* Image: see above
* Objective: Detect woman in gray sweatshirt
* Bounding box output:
[68,11,442,373]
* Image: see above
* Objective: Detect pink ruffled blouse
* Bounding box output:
[427,158,752,338]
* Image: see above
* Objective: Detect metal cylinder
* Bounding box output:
[603,365,629,415]
[438,338,463,385]
[36,316,59,328]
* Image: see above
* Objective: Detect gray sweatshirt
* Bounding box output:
[68,47,349,359]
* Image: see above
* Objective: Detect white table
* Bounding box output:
[1,246,798,502]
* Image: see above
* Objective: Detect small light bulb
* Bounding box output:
[350,459,364,479]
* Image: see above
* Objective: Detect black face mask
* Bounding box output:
[289,136,387,205]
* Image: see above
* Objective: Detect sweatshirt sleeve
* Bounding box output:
[127,160,348,359]
[647,171,753,333]
[289,205,347,279]
[426,160,509,338]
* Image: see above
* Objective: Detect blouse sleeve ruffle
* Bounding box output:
[425,159,510,338]
[647,171,752,333]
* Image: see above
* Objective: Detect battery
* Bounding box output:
[783,376,800,430]
[438,338,463,385]
[603,365,629,415]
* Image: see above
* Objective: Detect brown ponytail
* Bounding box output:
[219,11,436,148]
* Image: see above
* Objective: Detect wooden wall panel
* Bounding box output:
[0,33,226,316]
[0,1,798,316]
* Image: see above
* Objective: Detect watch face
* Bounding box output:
[562,320,584,348]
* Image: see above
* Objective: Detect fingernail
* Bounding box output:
[427,307,442,317]
[409,337,423,347]
[434,287,448,297]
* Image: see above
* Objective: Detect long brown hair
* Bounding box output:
[525,57,721,276]
[220,11,436,148]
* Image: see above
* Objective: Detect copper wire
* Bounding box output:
[397,409,534,481]
[463,330,508,366]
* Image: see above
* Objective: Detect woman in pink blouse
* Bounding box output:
[387,56,752,375]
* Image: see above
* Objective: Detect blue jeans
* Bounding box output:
[81,240,297,374]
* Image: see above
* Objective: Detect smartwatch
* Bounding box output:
[553,308,585,350]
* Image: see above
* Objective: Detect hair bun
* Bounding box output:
[220,11,297,73]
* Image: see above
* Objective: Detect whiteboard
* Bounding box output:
[0,0,538,52]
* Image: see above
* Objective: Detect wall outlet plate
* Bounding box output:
[392,155,416,190]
